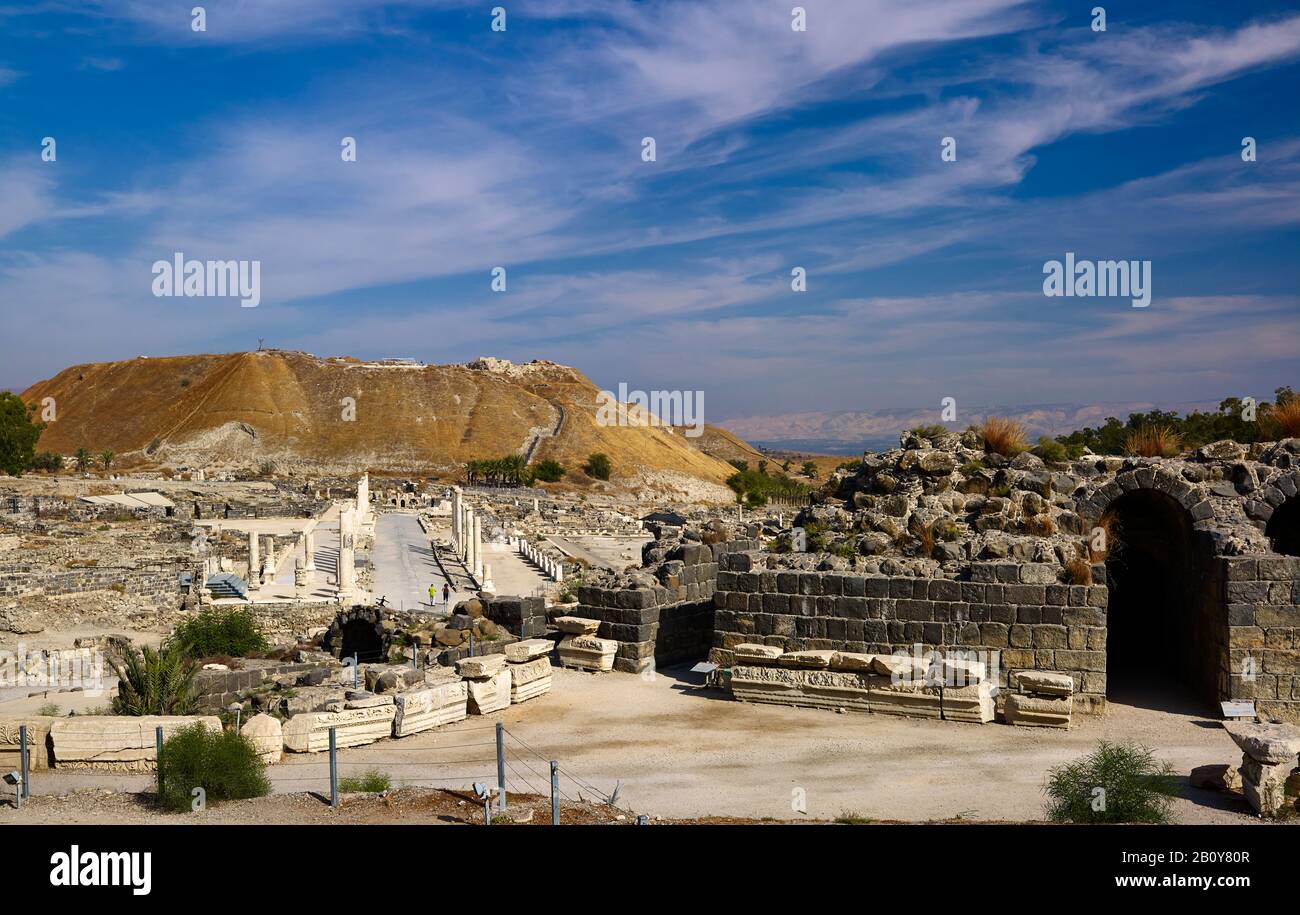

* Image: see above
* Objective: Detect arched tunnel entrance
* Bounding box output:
[1265,497,1300,556]
[1102,489,1219,711]
[324,608,391,665]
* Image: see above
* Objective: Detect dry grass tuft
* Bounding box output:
[1087,509,1119,562]
[1064,556,1093,586]
[1123,425,1181,458]
[1264,397,1300,439]
[979,416,1028,456]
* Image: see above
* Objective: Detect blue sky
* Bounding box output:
[1,0,1297,422]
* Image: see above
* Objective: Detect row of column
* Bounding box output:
[516,537,563,582]
[450,486,483,586]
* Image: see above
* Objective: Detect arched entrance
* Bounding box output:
[323,607,391,664]
[1102,489,1218,710]
[1265,497,1300,556]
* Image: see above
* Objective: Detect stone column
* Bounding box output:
[451,488,460,549]
[481,563,496,594]
[294,557,309,599]
[261,539,276,587]
[338,509,356,605]
[472,513,483,581]
[247,530,260,592]
[465,508,475,568]
[554,561,563,583]
[304,528,316,572]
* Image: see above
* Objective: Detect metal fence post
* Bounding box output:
[352,653,359,688]
[411,638,419,672]
[19,725,30,801]
[155,726,165,798]
[329,727,339,808]
[495,723,506,810]
[550,760,560,825]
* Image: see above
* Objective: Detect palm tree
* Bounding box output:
[109,644,198,715]
[100,450,115,470]
[74,448,92,472]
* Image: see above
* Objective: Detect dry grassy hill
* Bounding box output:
[21,351,747,490]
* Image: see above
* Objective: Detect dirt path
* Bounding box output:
[5,665,1280,825]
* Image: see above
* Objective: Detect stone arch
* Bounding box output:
[323,606,390,664]
[1084,471,1222,710]
[1246,470,1300,534]
[1264,496,1300,557]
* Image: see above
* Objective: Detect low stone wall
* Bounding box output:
[193,661,335,712]
[575,538,758,673]
[711,552,1109,713]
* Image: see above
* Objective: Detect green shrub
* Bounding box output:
[38,702,61,716]
[339,768,392,793]
[584,452,612,481]
[110,644,199,715]
[158,723,270,812]
[532,459,566,483]
[1031,436,1069,464]
[1044,741,1179,824]
[908,424,947,440]
[170,608,268,659]
[29,451,64,472]
[0,392,44,477]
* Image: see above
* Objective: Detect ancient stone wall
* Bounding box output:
[710,551,1109,713]
[1223,555,1300,721]
[575,538,759,673]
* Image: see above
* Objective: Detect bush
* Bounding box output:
[584,452,612,481]
[1031,436,1068,465]
[29,451,63,472]
[908,424,947,440]
[339,768,392,793]
[531,459,566,483]
[1263,391,1300,439]
[158,723,270,812]
[170,608,269,659]
[110,644,199,715]
[1044,741,1179,824]
[979,416,1028,456]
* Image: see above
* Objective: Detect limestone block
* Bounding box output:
[829,651,876,672]
[778,650,836,669]
[393,682,468,737]
[508,656,552,688]
[1239,757,1296,818]
[942,681,996,723]
[456,654,508,680]
[1012,670,1075,696]
[283,705,396,752]
[1224,721,1300,765]
[557,636,617,672]
[1004,693,1072,729]
[731,665,874,713]
[1189,763,1241,792]
[0,717,56,771]
[467,669,512,715]
[942,657,987,686]
[509,661,553,704]
[49,716,222,769]
[240,714,283,765]
[734,643,784,665]
[867,679,943,719]
[344,691,395,710]
[555,616,601,635]
[505,639,553,663]
[871,653,931,682]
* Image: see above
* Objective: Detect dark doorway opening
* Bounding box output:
[1104,489,1217,712]
[1265,497,1300,556]
[339,619,386,664]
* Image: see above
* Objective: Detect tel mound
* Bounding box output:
[22,350,745,488]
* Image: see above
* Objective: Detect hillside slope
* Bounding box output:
[21,351,745,487]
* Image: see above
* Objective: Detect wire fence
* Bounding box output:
[9,719,625,825]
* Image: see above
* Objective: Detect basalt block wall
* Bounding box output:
[712,552,1110,713]
[1223,555,1300,722]
[576,539,760,674]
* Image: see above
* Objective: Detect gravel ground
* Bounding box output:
[3,665,1290,825]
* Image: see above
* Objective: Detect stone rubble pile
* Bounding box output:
[457,654,513,715]
[555,617,617,672]
[1004,670,1074,729]
[392,671,469,737]
[506,638,554,703]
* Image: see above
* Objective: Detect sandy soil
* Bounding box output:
[3,664,1287,825]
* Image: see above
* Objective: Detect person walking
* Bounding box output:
[442,581,451,611]
[427,582,438,610]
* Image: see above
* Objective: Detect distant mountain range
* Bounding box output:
[720,400,1224,456]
